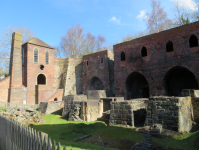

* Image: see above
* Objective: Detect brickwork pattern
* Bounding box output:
[114,21,199,98]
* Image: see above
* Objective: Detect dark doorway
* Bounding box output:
[37,74,46,85]
[189,35,198,48]
[121,51,125,61]
[164,66,198,96]
[141,47,147,57]
[88,77,105,90]
[133,109,146,127]
[125,72,149,100]
[166,41,174,52]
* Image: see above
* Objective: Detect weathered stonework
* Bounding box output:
[145,96,193,132]
[39,101,64,114]
[109,99,148,126]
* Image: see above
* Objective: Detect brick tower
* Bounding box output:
[8,32,23,103]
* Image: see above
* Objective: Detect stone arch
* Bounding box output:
[163,66,198,96]
[88,76,105,90]
[125,72,149,100]
[37,74,46,85]
[189,34,198,48]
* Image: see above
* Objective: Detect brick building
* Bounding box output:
[1,21,199,105]
[114,21,199,99]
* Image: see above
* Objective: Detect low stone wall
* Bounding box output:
[145,96,193,132]
[39,101,64,114]
[109,99,148,126]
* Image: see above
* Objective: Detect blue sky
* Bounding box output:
[0,0,197,48]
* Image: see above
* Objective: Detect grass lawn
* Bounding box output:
[30,113,145,150]
[152,130,199,150]
[31,112,199,150]
[0,108,5,111]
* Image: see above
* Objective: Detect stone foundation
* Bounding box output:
[145,96,193,132]
[109,99,148,126]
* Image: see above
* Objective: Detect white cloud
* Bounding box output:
[109,16,121,24]
[136,10,147,19]
[171,0,197,11]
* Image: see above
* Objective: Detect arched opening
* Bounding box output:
[164,66,198,96]
[125,72,149,100]
[141,47,147,57]
[166,41,174,52]
[88,77,105,90]
[189,35,198,48]
[121,51,125,61]
[37,74,46,85]
[54,98,57,101]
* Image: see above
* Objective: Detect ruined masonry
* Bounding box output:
[1,21,199,132]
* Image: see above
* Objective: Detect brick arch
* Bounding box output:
[162,66,199,96]
[124,71,149,100]
[87,76,105,91]
[37,74,47,85]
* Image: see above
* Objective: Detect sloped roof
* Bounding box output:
[22,37,54,49]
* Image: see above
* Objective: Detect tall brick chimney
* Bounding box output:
[8,32,23,104]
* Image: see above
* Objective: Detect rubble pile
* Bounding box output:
[0,107,45,124]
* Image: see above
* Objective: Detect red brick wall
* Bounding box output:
[0,77,10,102]
[114,21,199,98]
[22,43,55,104]
[82,50,114,96]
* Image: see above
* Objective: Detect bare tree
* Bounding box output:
[0,25,34,74]
[59,24,106,58]
[146,0,173,34]
[0,25,34,56]
[172,0,192,25]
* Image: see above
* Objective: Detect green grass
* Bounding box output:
[31,113,145,150]
[152,130,199,150]
[0,108,5,111]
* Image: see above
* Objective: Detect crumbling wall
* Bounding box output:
[39,101,64,114]
[145,96,193,132]
[62,95,87,118]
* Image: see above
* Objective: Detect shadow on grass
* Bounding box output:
[31,113,145,150]
[152,130,199,150]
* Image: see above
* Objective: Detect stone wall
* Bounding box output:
[0,77,10,102]
[109,99,148,126]
[39,101,64,114]
[62,95,87,118]
[64,58,83,96]
[54,59,68,90]
[145,96,193,132]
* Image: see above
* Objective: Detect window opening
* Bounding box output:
[166,41,174,52]
[101,58,103,63]
[87,61,88,66]
[141,47,147,57]
[45,51,49,64]
[189,35,198,48]
[34,48,38,63]
[22,49,24,63]
[54,98,57,101]
[121,51,125,61]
